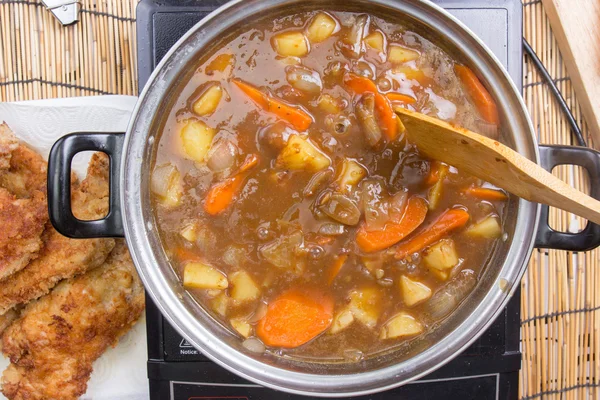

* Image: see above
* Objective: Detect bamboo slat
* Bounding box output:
[1,1,599,398]
[521,1,599,399]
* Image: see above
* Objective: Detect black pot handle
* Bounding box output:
[534,144,600,251]
[48,132,125,238]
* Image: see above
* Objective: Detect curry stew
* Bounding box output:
[151,10,507,361]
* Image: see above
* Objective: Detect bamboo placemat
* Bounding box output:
[0,0,137,100]
[1,0,599,398]
[521,1,599,399]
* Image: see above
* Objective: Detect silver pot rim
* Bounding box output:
[121,0,539,396]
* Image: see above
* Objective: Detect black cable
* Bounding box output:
[522,38,587,147]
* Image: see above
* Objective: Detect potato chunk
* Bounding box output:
[183,262,228,290]
[180,120,215,162]
[336,159,367,193]
[400,275,432,307]
[275,135,331,172]
[380,312,424,339]
[348,286,382,329]
[428,164,449,210]
[329,308,354,334]
[180,223,198,242]
[388,45,420,64]
[211,292,229,317]
[286,65,322,94]
[230,270,260,303]
[272,31,309,57]
[465,215,503,239]
[230,318,252,338]
[192,84,223,116]
[317,94,342,114]
[429,268,449,281]
[423,239,459,272]
[364,31,385,52]
[151,163,183,208]
[307,13,337,43]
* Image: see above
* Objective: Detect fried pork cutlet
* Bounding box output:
[0,308,20,342]
[1,241,145,400]
[0,124,48,280]
[0,153,115,316]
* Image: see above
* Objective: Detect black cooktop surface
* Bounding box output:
[137,1,523,398]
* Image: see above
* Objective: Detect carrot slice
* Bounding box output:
[327,254,348,285]
[425,161,447,185]
[465,187,508,201]
[257,289,334,348]
[344,72,378,93]
[375,94,399,141]
[232,78,313,131]
[386,92,416,104]
[344,73,399,141]
[395,208,470,259]
[204,154,259,215]
[454,65,499,125]
[356,196,428,253]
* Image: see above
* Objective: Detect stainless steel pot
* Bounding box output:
[46,0,600,396]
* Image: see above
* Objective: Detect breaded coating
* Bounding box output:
[0,124,18,170]
[0,308,20,338]
[0,153,115,315]
[1,241,145,400]
[0,124,48,280]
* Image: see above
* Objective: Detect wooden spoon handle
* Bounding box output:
[396,108,600,225]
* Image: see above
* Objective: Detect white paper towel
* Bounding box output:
[0,96,149,400]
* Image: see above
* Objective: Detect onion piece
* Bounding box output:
[318,191,361,226]
[355,93,382,147]
[259,121,295,151]
[286,65,323,95]
[425,269,477,321]
[303,169,333,197]
[260,231,304,271]
[242,337,266,353]
[248,302,268,323]
[151,163,179,198]
[207,139,237,172]
[318,222,346,236]
[361,178,390,231]
[222,245,247,267]
[342,14,369,58]
[195,226,217,254]
[389,190,408,223]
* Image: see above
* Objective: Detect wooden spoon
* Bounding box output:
[394,107,600,225]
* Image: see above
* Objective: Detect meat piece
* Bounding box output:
[0,153,115,315]
[258,121,292,152]
[70,151,111,221]
[0,124,48,280]
[1,241,144,400]
[0,308,20,338]
[0,124,18,170]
